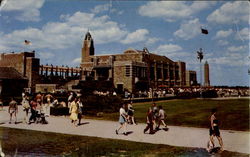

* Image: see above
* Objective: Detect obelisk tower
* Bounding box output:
[204,61,210,87]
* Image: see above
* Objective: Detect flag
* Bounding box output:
[24,40,31,45]
[201,28,208,34]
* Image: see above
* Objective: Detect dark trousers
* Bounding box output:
[29,109,37,122]
[78,113,82,124]
[144,122,154,133]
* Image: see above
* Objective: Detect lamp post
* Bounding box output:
[197,48,204,97]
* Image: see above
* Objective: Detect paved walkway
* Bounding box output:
[0,106,249,154]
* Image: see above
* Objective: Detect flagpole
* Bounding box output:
[197,48,203,98]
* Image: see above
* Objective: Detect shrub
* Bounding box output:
[82,95,123,114]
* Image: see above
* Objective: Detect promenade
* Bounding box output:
[0,106,249,154]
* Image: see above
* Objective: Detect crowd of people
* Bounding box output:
[5,91,85,127]
[132,87,250,99]
[2,89,226,153]
[115,102,168,135]
[115,102,223,152]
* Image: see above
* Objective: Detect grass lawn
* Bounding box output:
[0,127,248,157]
[86,98,249,131]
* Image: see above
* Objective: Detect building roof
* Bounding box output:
[0,67,27,80]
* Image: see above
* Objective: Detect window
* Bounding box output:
[125,65,130,77]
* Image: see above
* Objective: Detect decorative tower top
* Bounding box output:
[81,31,95,62]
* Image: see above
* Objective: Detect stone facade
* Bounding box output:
[80,32,196,93]
[186,70,197,86]
[0,51,40,91]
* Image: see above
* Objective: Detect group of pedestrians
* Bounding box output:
[144,103,167,134]
[4,92,224,152]
[7,92,55,124]
[115,102,224,152]
[69,96,83,127]
[6,91,84,127]
[115,102,136,135]
[115,102,168,135]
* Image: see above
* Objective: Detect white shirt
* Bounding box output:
[119,107,127,117]
[159,109,165,119]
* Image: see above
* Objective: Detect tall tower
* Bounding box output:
[81,31,95,63]
[177,61,186,86]
[204,61,210,86]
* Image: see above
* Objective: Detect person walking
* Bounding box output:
[116,104,128,135]
[76,97,83,125]
[127,102,136,125]
[0,99,3,111]
[209,108,224,151]
[144,107,154,134]
[156,105,167,130]
[151,103,158,129]
[8,98,18,124]
[69,97,78,127]
[21,95,30,123]
[29,98,37,124]
[44,93,53,116]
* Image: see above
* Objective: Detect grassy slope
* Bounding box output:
[0,127,248,157]
[88,99,249,131]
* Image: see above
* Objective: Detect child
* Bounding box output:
[156,105,167,130]
[8,98,18,124]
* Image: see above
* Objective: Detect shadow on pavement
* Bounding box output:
[78,122,90,126]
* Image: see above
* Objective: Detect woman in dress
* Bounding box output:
[116,104,128,135]
[69,97,78,127]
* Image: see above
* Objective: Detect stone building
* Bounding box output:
[80,32,196,92]
[186,70,197,86]
[0,50,82,94]
[0,67,28,97]
[0,51,40,91]
[204,61,210,87]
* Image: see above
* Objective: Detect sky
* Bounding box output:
[0,0,249,86]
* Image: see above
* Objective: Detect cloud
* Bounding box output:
[215,29,233,39]
[121,29,149,44]
[138,1,216,22]
[227,45,247,52]
[174,18,201,40]
[91,3,111,14]
[145,37,161,45]
[0,0,45,21]
[235,27,249,41]
[37,52,55,59]
[0,11,128,51]
[207,1,249,24]
[110,8,123,15]
[218,40,229,46]
[72,57,81,64]
[91,3,123,15]
[155,44,183,53]
[206,45,248,67]
[207,55,248,67]
[154,44,189,59]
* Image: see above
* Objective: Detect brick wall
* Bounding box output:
[0,52,40,91]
